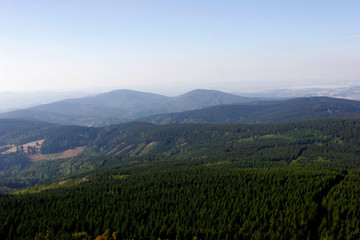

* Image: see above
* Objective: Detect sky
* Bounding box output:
[1,0,360,95]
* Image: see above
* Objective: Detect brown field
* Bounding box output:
[2,140,45,154]
[115,145,133,156]
[29,146,86,162]
[1,139,85,162]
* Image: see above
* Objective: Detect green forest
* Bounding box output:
[1,118,360,239]
[0,166,358,240]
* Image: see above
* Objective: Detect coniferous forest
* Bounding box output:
[2,0,360,238]
[0,118,360,239]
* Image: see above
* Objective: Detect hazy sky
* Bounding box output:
[1,0,360,94]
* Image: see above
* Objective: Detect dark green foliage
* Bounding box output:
[0,119,54,137]
[88,119,360,169]
[0,119,99,155]
[1,118,360,238]
[0,152,31,192]
[39,126,98,154]
[2,118,360,189]
[143,97,360,124]
[16,156,112,182]
[318,170,360,239]
[0,119,55,145]
[27,145,36,154]
[0,152,30,173]
[0,167,348,239]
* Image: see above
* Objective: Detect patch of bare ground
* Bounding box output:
[115,145,133,156]
[103,143,117,155]
[29,146,86,162]
[1,139,85,162]
[2,140,45,154]
[140,142,157,155]
[0,145,13,153]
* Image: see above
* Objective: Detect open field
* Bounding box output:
[1,140,85,161]
[28,146,85,162]
[1,140,44,154]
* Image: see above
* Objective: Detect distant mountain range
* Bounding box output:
[2,88,360,127]
[0,89,258,126]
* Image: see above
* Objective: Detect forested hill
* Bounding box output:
[2,117,360,190]
[3,117,360,160]
[85,119,360,169]
[4,117,360,163]
[1,118,360,238]
[2,118,360,239]
[2,90,360,127]
[142,96,360,124]
[0,119,96,147]
[0,119,55,138]
[0,89,257,126]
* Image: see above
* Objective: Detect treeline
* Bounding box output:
[0,167,355,239]
[88,119,360,169]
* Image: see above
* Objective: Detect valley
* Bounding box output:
[1,94,360,239]
[3,0,359,238]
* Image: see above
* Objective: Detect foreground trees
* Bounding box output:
[1,167,357,239]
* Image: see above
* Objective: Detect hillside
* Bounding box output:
[2,167,356,239]
[1,117,360,191]
[0,119,98,185]
[0,89,256,126]
[0,119,54,139]
[1,118,360,238]
[142,97,360,124]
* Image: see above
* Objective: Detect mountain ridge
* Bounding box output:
[141,96,360,124]
[0,89,258,126]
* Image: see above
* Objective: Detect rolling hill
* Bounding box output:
[1,95,360,192]
[142,97,360,124]
[1,116,360,189]
[0,89,256,126]
[2,117,360,239]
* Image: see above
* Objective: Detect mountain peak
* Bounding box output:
[0,89,255,126]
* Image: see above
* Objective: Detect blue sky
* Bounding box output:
[1,0,359,94]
